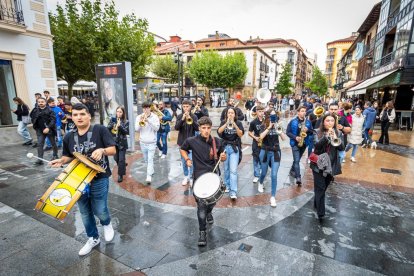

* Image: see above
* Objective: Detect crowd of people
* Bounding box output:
[11,90,398,255]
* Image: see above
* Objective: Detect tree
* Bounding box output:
[151,55,179,83]
[188,50,248,89]
[49,0,155,98]
[305,65,328,96]
[275,62,294,96]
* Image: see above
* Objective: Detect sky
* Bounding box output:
[46,0,380,68]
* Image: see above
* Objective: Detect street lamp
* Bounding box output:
[174,48,183,100]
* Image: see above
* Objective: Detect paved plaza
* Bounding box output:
[0,109,413,275]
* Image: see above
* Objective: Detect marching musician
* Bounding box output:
[310,114,344,221]
[244,96,255,124]
[258,110,283,207]
[192,97,209,120]
[286,106,313,186]
[107,106,129,183]
[156,101,172,159]
[174,100,198,186]
[50,103,116,256]
[220,98,244,122]
[135,101,160,184]
[180,116,226,246]
[64,101,75,133]
[248,105,265,184]
[218,107,244,199]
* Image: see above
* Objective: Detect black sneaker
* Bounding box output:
[289,171,296,178]
[34,160,43,166]
[198,231,207,246]
[206,213,214,224]
[23,140,33,146]
[32,143,38,148]
[118,175,123,183]
[44,146,52,151]
[296,177,302,186]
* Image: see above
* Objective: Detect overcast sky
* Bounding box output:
[46,0,380,68]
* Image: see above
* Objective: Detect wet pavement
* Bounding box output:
[0,108,414,275]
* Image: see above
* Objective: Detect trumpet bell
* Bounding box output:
[111,128,118,135]
[330,137,342,147]
[313,106,325,118]
[256,88,272,104]
[139,121,146,127]
[276,126,283,135]
[186,117,193,125]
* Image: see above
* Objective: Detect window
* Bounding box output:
[0,60,18,126]
[220,43,225,47]
[205,44,210,48]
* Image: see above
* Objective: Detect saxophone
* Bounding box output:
[298,122,307,147]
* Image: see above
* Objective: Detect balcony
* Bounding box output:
[376,1,414,42]
[0,0,26,33]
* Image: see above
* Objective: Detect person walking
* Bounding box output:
[156,101,172,159]
[345,106,364,162]
[12,97,33,145]
[378,101,396,145]
[361,101,377,147]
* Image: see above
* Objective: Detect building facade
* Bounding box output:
[0,0,57,127]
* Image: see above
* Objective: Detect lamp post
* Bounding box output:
[174,48,183,101]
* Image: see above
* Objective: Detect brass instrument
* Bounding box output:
[139,113,148,127]
[111,118,120,135]
[184,112,193,125]
[298,122,307,147]
[257,138,262,147]
[61,115,68,124]
[275,123,283,135]
[226,119,235,130]
[328,128,341,146]
[151,104,168,125]
[313,106,325,118]
[191,104,201,114]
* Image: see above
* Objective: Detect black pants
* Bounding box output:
[379,121,390,144]
[312,171,332,217]
[195,197,215,231]
[114,147,126,176]
[36,130,58,159]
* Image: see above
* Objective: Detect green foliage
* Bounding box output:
[305,65,328,96]
[49,0,155,97]
[275,62,294,96]
[188,50,248,89]
[151,55,180,83]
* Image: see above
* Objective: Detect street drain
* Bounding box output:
[238,243,253,253]
[380,168,401,175]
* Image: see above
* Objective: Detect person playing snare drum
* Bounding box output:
[180,116,226,247]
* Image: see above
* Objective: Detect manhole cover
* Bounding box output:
[380,168,401,175]
[238,243,253,253]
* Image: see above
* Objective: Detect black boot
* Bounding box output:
[118,175,123,183]
[198,231,207,246]
[207,213,214,224]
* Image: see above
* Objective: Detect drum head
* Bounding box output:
[193,173,221,199]
[73,152,105,173]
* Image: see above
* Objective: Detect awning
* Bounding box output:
[346,69,400,95]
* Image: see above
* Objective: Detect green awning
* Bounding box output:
[367,71,401,89]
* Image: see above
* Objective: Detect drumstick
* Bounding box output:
[27,153,63,167]
[212,149,226,173]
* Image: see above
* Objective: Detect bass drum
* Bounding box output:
[193,172,225,205]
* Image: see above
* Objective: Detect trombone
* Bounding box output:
[151,104,168,125]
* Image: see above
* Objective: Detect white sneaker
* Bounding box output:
[103,223,114,242]
[181,177,188,186]
[189,178,193,187]
[258,183,264,193]
[79,237,100,256]
[146,175,152,184]
[161,154,166,159]
[158,151,162,157]
[230,194,237,200]
[351,157,356,163]
[225,187,229,193]
[252,177,259,183]
[270,197,277,207]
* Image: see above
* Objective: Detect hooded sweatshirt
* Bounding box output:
[135,113,160,144]
[362,107,376,129]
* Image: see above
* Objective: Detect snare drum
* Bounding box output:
[193,172,225,205]
[35,152,105,221]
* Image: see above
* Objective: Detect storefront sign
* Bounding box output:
[373,57,404,76]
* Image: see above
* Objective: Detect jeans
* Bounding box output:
[17,121,32,142]
[339,150,345,163]
[180,150,193,178]
[345,143,358,158]
[77,177,111,239]
[36,129,58,158]
[114,147,126,176]
[224,145,239,196]
[307,135,314,158]
[379,121,391,144]
[195,197,215,231]
[140,142,156,177]
[46,126,62,147]
[253,158,261,178]
[156,132,168,155]
[259,149,281,197]
[312,171,332,217]
[363,128,373,144]
[290,145,306,178]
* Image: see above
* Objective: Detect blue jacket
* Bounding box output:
[286,117,313,147]
[51,106,64,128]
[363,107,376,129]
[158,109,172,133]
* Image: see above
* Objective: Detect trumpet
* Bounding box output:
[313,106,325,118]
[191,104,201,114]
[111,118,120,135]
[327,128,341,146]
[139,113,148,127]
[184,112,193,125]
[275,123,283,135]
[226,120,234,130]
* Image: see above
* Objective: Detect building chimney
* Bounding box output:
[169,35,182,42]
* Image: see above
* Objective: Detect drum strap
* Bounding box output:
[212,136,218,161]
[74,125,95,154]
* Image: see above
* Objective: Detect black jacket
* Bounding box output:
[220,106,244,121]
[13,104,29,121]
[107,118,129,150]
[175,113,199,146]
[29,106,56,132]
[310,129,345,176]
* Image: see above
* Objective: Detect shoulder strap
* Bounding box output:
[74,125,95,154]
[212,136,218,161]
